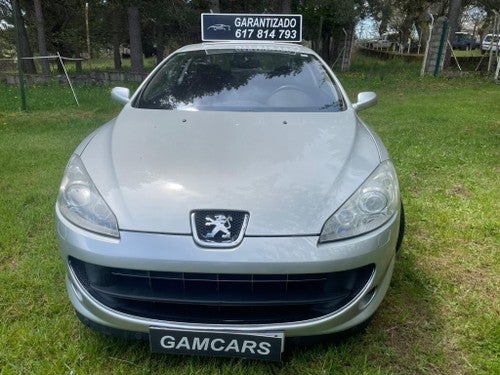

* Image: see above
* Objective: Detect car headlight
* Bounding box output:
[319,160,399,243]
[57,154,119,238]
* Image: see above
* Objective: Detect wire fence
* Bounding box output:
[0,54,159,76]
[0,54,84,74]
[0,53,153,94]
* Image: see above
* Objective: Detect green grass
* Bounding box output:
[0,57,159,75]
[64,56,159,74]
[452,49,483,57]
[0,57,499,374]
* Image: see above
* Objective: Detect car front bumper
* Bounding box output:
[56,206,400,338]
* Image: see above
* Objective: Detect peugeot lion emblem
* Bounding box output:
[191,210,249,248]
[205,215,232,239]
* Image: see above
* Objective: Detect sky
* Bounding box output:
[355,17,379,39]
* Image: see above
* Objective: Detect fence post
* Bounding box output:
[434,20,448,77]
[57,52,80,106]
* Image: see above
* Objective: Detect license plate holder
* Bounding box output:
[149,327,284,361]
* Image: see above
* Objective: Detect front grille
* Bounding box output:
[69,257,374,324]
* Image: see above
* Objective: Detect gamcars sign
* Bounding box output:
[202,13,302,42]
[150,328,284,361]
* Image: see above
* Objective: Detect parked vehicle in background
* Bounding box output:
[481,34,499,54]
[367,33,399,50]
[398,38,420,54]
[370,38,393,49]
[452,32,477,50]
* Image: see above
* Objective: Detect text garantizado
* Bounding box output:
[160,335,272,355]
[234,17,297,29]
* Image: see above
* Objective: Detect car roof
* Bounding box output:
[175,42,316,55]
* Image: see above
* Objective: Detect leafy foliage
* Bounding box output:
[0,0,497,67]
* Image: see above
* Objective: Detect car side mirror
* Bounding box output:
[352,92,377,112]
[111,87,130,104]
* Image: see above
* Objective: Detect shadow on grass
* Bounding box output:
[279,248,448,373]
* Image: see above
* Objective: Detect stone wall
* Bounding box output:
[0,71,149,85]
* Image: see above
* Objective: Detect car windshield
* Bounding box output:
[134,48,344,112]
[454,33,470,41]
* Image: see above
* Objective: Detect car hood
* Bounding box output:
[80,107,381,235]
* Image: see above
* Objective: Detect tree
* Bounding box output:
[106,1,126,70]
[127,5,143,72]
[13,0,36,73]
[299,0,364,64]
[282,0,292,13]
[444,0,463,67]
[462,4,487,37]
[0,0,37,72]
[364,0,452,52]
[209,0,219,13]
[111,5,124,70]
[33,0,49,75]
[478,0,500,10]
[41,0,89,73]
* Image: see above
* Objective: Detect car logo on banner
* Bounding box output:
[207,24,231,31]
[191,210,249,248]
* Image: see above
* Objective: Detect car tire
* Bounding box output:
[396,202,405,252]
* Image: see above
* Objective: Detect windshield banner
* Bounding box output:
[201,13,302,42]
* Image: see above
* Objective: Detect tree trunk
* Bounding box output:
[14,1,37,74]
[113,37,122,70]
[444,0,462,67]
[112,5,122,70]
[75,52,82,73]
[156,25,165,65]
[209,0,220,13]
[340,25,355,71]
[317,15,323,57]
[281,0,291,13]
[416,20,429,54]
[127,6,143,73]
[33,0,50,75]
[321,34,331,62]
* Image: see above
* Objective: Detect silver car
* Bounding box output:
[56,42,403,361]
